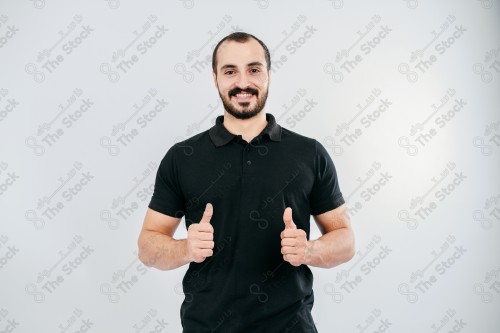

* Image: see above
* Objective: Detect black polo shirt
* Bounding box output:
[149,113,345,333]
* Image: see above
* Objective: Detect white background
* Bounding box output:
[1,0,499,332]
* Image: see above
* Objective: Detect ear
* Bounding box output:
[212,71,218,88]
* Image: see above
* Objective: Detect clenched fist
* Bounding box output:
[280,207,308,267]
[186,203,214,263]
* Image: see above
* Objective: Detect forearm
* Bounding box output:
[138,230,190,270]
[304,227,355,268]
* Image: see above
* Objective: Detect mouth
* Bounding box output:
[229,88,258,104]
[233,92,255,103]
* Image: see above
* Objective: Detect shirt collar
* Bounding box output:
[209,113,282,147]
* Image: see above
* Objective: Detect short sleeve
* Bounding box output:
[148,144,186,218]
[309,140,345,215]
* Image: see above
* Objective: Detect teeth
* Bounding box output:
[236,93,252,97]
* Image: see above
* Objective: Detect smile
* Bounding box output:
[232,92,256,103]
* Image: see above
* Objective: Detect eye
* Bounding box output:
[224,70,235,75]
[250,68,260,73]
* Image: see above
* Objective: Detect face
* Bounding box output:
[213,39,270,120]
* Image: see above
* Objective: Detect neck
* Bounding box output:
[222,111,268,143]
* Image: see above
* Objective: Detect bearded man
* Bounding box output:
[138,32,355,333]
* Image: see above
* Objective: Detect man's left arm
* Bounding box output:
[281,203,355,268]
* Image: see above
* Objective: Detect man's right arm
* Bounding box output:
[137,204,214,270]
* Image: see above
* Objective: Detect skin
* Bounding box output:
[137,38,355,270]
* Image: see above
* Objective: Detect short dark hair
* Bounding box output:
[212,32,271,73]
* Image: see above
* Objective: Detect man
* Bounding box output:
[138,32,355,332]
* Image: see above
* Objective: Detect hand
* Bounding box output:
[280,207,308,266]
[186,203,214,263]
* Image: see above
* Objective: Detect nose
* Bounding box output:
[236,72,250,89]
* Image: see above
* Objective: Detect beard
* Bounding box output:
[218,86,269,120]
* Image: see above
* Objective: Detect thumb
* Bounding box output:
[200,203,213,224]
[283,207,296,229]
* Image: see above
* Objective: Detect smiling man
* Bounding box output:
[138,32,355,332]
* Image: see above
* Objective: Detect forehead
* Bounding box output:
[216,38,267,69]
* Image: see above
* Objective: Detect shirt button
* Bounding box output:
[246,160,252,165]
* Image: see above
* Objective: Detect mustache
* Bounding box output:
[228,87,258,97]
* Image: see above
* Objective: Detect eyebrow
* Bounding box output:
[247,62,264,67]
[220,62,265,71]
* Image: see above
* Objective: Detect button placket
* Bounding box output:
[243,143,252,169]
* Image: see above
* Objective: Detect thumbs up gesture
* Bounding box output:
[280,207,308,266]
[186,203,214,263]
